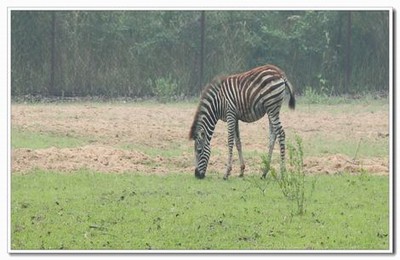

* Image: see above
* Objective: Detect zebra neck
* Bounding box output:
[192,80,224,139]
[197,99,219,137]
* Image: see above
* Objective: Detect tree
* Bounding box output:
[11,10,390,98]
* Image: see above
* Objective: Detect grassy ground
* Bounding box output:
[11,170,389,251]
[10,97,391,251]
[11,127,88,149]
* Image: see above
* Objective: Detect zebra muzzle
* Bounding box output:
[194,168,205,179]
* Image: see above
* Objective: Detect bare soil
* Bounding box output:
[11,102,389,176]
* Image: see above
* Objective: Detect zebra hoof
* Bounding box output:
[223,175,229,180]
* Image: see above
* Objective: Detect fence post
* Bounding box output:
[344,11,352,94]
[199,11,205,93]
[50,12,57,96]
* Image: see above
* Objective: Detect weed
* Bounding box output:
[303,86,329,104]
[263,135,316,216]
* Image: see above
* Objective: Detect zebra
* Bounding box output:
[189,64,295,180]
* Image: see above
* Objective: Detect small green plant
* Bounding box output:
[153,75,179,103]
[282,136,306,215]
[317,73,330,95]
[263,135,315,216]
[303,86,328,104]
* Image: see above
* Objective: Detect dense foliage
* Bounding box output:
[11,10,390,98]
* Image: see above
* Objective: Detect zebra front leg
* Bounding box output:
[223,137,234,180]
[223,116,236,180]
[235,121,245,177]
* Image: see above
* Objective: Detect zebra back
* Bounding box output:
[189,64,295,139]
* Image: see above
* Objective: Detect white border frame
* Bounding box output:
[5,6,394,255]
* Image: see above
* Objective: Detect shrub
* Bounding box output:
[153,75,179,103]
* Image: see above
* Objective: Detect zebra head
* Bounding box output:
[193,126,211,179]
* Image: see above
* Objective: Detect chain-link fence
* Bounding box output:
[11,10,390,99]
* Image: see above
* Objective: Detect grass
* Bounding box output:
[11,127,88,149]
[297,95,388,115]
[11,170,389,251]
[10,97,391,251]
[300,90,388,107]
[12,126,387,160]
[304,134,389,158]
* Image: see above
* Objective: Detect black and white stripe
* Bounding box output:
[189,64,295,179]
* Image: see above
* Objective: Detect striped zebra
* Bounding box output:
[189,64,295,180]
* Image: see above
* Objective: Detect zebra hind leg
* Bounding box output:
[277,127,287,179]
[262,117,276,178]
[266,116,287,179]
[235,121,246,177]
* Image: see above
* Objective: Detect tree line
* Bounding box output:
[11,10,390,99]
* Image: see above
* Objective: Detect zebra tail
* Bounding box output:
[285,79,296,110]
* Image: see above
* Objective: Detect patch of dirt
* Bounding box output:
[12,145,151,174]
[304,154,389,175]
[11,102,389,176]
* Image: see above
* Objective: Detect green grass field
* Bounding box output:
[10,97,391,251]
[11,170,389,251]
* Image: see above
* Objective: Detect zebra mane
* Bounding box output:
[189,78,224,140]
[189,109,200,140]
